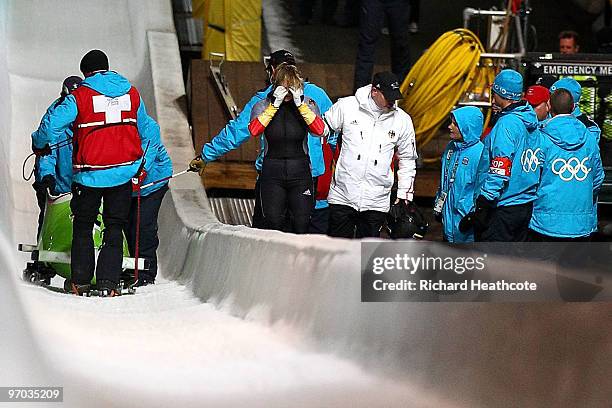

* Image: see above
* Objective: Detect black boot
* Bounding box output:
[120,270,136,288]
[96,279,120,297]
[135,274,155,287]
[70,282,91,296]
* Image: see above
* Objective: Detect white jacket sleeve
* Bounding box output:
[396,116,418,201]
[323,100,344,136]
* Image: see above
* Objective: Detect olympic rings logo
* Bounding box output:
[551,157,591,181]
[521,148,541,172]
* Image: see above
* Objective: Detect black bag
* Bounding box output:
[386,201,429,240]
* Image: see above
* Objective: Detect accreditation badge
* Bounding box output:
[433,191,447,217]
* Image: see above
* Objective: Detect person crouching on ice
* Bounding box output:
[32,50,162,297]
[434,106,484,242]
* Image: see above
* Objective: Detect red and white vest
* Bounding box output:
[72,85,143,170]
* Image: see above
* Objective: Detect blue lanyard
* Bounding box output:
[443,148,460,193]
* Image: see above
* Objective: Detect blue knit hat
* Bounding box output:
[492,69,523,101]
[550,78,581,103]
[550,78,582,115]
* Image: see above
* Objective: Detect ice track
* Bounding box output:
[2,1,611,407]
[18,277,431,408]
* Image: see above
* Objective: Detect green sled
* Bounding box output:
[39,193,131,285]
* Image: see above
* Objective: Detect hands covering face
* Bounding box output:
[289,86,304,107]
[272,85,289,108]
[273,85,304,108]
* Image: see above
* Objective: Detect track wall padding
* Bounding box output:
[149,31,612,408]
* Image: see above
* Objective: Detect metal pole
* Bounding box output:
[463,8,508,28]
[481,52,523,59]
[514,15,526,56]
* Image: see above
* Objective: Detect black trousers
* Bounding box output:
[308,206,330,234]
[298,0,338,24]
[259,158,314,234]
[477,201,533,242]
[528,229,591,243]
[409,0,419,23]
[70,181,131,285]
[125,184,168,281]
[34,184,47,240]
[328,204,386,238]
[252,177,265,229]
[354,0,411,90]
[253,176,327,234]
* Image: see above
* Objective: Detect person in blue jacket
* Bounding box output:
[124,119,172,286]
[550,77,602,234]
[31,76,82,238]
[189,50,334,232]
[434,106,484,242]
[468,69,540,242]
[550,78,601,142]
[529,89,604,240]
[32,50,161,296]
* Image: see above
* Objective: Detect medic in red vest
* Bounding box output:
[33,50,162,296]
[71,84,143,171]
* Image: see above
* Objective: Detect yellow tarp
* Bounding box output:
[194,0,262,62]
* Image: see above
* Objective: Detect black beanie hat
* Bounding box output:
[61,76,82,96]
[80,50,109,75]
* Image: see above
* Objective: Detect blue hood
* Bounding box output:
[452,106,483,148]
[81,71,131,97]
[502,101,539,132]
[541,114,588,151]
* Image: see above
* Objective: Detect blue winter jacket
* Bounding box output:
[32,98,73,194]
[529,114,604,238]
[576,111,602,232]
[32,71,159,189]
[475,101,540,206]
[135,120,173,197]
[436,107,484,242]
[201,82,333,209]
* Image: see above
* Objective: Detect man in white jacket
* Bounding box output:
[323,71,417,238]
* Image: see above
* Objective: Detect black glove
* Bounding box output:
[473,196,495,232]
[34,175,56,195]
[188,155,206,176]
[387,199,429,240]
[32,143,51,157]
[392,199,416,214]
[459,212,474,232]
[434,209,442,223]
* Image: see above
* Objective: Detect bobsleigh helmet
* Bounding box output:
[386,200,429,240]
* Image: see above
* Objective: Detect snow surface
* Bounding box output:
[0,2,445,407]
[1,1,611,407]
[18,277,442,408]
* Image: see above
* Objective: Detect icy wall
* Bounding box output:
[0,0,50,386]
[150,32,612,408]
